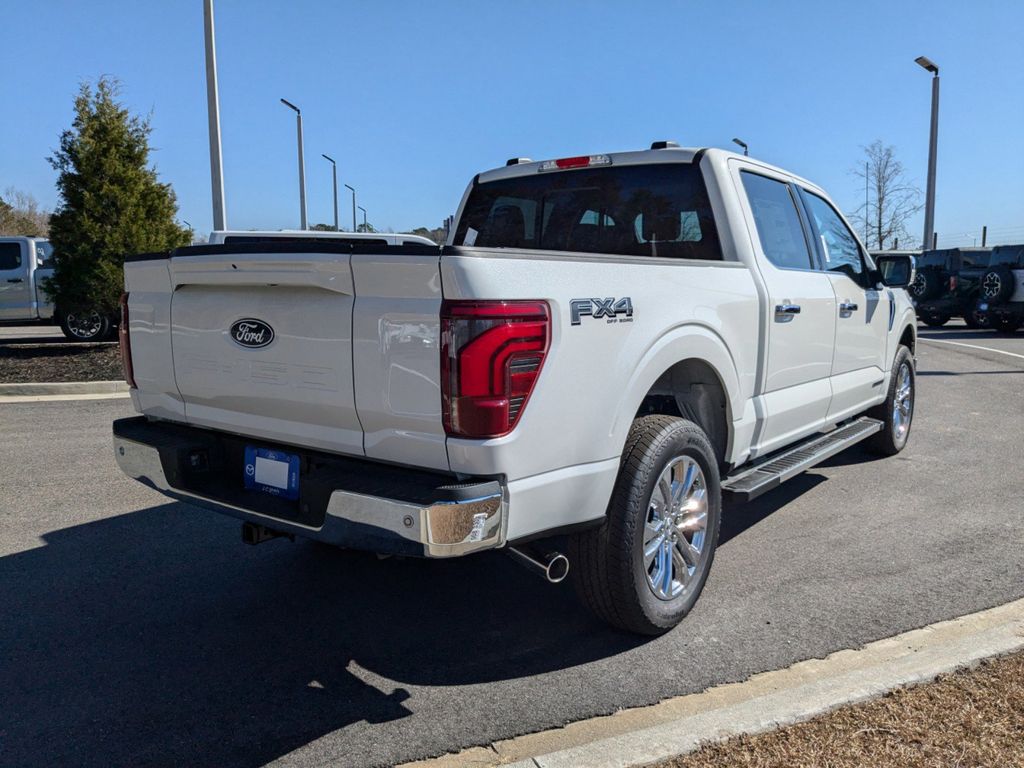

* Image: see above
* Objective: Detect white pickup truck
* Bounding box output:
[113,144,917,634]
[0,237,55,324]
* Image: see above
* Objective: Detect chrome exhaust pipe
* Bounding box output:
[507,545,570,584]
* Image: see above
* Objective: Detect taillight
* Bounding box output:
[538,154,612,172]
[119,292,136,389]
[949,275,958,291]
[441,300,550,438]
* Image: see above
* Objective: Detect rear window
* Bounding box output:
[990,246,1024,267]
[0,242,23,271]
[454,163,722,260]
[960,251,991,268]
[223,235,389,247]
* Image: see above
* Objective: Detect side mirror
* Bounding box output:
[875,254,915,288]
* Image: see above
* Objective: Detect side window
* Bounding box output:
[801,192,866,283]
[0,242,24,271]
[740,172,813,270]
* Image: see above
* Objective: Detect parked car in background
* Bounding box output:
[114,144,918,635]
[207,230,437,246]
[978,244,1024,332]
[0,236,56,325]
[901,247,992,328]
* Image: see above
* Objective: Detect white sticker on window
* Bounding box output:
[464,227,478,246]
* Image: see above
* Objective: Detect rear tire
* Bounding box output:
[867,345,915,456]
[570,416,721,635]
[992,316,1020,333]
[963,309,989,329]
[60,309,112,342]
[920,312,949,328]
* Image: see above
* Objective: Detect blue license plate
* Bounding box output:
[244,446,300,500]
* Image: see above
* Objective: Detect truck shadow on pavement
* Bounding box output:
[1,480,819,767]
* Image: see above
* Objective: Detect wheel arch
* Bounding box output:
[611,325,743,469]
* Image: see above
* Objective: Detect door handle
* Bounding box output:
[6,278,23,283]
[839,301,858,316]
[775,302,801,316]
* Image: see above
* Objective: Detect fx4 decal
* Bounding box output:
[570,297,634,326]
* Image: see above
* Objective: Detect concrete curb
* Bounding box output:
[404,598,1024,768]
[0,380,129,397]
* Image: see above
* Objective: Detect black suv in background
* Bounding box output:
[906,247,992,328]
[978,245,1024,332]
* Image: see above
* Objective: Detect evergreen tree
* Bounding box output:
[46,77,189,314]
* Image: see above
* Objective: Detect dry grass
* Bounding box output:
[655,651,1024,768]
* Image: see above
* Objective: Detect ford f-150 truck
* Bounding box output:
[112,144,917,634]
[0,237,55,324]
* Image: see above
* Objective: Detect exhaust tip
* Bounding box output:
[545,553,570,583]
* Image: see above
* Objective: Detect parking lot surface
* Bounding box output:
[2,323,1022,767]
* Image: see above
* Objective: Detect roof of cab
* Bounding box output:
[475,145,822,192]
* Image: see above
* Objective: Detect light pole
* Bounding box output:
[915,56,939,250]
[321,154,338,231]
[280,98,307,230]
[344,184,356,232]
[203,0,227,230]
[358,206,367,232]
[732,137,748,156]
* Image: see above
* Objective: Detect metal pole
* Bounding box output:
[358,206,367,231]
[932,232,937,249]
[322,155,338,231]
[345,184,356,231]
[922,73,939,249]
[203,0,227,230]
[280,99,306,229]
[982,226,987,247]
[864,161,869,246]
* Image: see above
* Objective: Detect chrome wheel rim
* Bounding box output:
[892,362,913,441]
[66,311,102,339]
[643,456,709,601]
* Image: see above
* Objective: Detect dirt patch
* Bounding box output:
[0,343,122,383]
[654,651,1024,768]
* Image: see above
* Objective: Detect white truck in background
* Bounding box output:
[0,237,56,325]
[113,144,917,634]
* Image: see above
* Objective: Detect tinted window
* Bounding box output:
[741,172,813,270]
[918,250,954,269]
[455,163,722,260]
[0,242,23,271]
[991,246,1024,267]
[802,192,865,282]
[960,251,991,269]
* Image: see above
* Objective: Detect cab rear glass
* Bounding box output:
[454,163,722,260]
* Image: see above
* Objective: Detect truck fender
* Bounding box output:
[609,323,743,460]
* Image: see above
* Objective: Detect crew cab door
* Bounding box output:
[798,189,890,421]
[0,240,31,320]
[734,167,837,455]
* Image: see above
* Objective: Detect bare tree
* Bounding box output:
[0,187,50,236]
[850,141,922,251]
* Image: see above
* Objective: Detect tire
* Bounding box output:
[920,311,949,327]
[867,345,915,456]
[59,309,112,342]
[963,308,989,329]
[569,415,721,635]
[910,270,942,301]
[992,315,1020,333]
[979,267,1014,305]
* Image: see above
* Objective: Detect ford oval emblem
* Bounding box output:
[230,318,275,349]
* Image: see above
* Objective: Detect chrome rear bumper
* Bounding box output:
[113,418,504,558]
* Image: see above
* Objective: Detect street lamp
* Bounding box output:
[344,184,356,232]
[203,0,226,230]
[731,137,748,156]
[321,154,338,231]
[915,56,940,250]
[280,98,307,230]
[358,205,367,232]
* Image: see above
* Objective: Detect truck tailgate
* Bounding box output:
[168,251,363,455]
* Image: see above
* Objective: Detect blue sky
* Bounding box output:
[3,1,1022,246]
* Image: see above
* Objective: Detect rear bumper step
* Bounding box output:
[722,417,883,502]
[112,417,504,558]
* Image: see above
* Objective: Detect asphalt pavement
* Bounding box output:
[1,322,1022,767]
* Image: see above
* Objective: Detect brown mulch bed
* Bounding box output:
[655,651,1024,768]
[0,343,122,383]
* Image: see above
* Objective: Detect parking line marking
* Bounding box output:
[920,337,1024,361]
